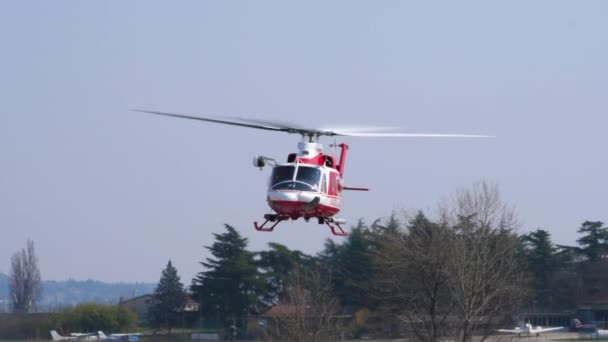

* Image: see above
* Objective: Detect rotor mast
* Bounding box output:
[297,137,323,158]
[304,132,322,142]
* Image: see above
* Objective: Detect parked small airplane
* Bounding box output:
[98,331,142,342]
[591,329,608,339]
[573,319,608,339]
[497,322,564,337]
[71,333,98,338]
[50,331,98,341]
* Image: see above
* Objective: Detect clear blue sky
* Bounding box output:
[1,1,607,282]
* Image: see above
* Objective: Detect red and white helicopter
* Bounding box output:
[139,109,492,236]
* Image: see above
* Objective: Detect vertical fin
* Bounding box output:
[50,331,62,341]
[337,143,348,177]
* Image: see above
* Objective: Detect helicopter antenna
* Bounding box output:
[330,137,339,160]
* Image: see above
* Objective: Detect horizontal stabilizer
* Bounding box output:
[343,186,369,191]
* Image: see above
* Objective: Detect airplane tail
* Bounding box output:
[573,318,582,328]
[98,332,107,340]
[50,330,63,341]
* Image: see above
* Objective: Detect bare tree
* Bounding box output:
[440,182,528,342]
[439,181,518,231]
[9,239,42,313]
[446,216,525,342]
[372,182,528,342]
[269,267,342,342]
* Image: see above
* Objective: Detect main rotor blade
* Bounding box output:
[320,126,494,138]
[337,132,495,138]
[319,125,401,133]
[136,109,494,139]
[135,109,287,132]
[225,116,309,131]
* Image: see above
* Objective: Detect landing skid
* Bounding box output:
[253,215,348,236]
[254,214,285,232]
[321,217,348,236]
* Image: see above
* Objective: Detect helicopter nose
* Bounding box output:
[267,190,317,203]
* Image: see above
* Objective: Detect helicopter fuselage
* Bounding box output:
[267,162,342,220]
[254,141,356,235]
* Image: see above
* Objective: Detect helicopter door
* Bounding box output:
[328,172,339,196]
[320,172,327,194]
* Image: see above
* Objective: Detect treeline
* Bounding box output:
[518,221,608,310]
[149,182,608,341]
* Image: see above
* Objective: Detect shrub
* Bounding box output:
[47,303,136,333]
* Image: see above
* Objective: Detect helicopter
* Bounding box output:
[138,109,492,236]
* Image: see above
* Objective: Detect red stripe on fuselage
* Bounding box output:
[268,200,340,219]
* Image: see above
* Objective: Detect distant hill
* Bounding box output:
[0,272,155,309]
[40,279,156,308]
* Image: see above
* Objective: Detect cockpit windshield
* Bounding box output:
[271,166,295,186]
[270,165,322,192]
[295,167,321,187]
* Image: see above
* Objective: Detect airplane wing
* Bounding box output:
[71,333,97,337]
[497,329,521,334]
[533,327,564,333]
[110,333,142,336]
[110,333,142,342]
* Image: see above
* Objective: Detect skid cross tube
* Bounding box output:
[254,215,348,236]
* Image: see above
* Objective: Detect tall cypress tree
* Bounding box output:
[148,260,186,335]
[191,225,263,330]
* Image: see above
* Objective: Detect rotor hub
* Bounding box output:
[297,141,323,158]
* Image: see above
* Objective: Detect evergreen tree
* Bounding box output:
[317,239,341,267]
[576,221,608,262]
[148,260,186,335]
[521,230,557,274]
[257,243,312,304]
[371,212,401,235]
[336,222,375,307]
[191,225,264,331]
[519,229,560,308]
[408,211,438,238]
[318,220,375,308]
